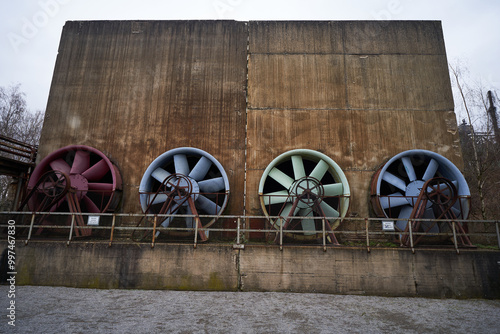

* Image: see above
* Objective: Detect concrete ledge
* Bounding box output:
[11,241,239,291]
[239,246,500,299]
[3,241,499,298]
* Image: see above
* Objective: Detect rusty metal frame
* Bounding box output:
[1,211,499,253]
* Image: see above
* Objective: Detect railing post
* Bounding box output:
[193,214,198,249]
[236,218,241,245]
[25,213,36,245]
[108,214,116,247]
[151,215,157,248]
[452,221,460,254]
[365,218,370,253]
[279,218,283,251]
[496,221,500,250]
[67,214,75,246]
[322,218,327,252]
[408,221,415,254]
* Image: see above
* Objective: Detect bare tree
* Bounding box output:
[450,63,500,220]
[0,84,44,145]
[0,84,44,209]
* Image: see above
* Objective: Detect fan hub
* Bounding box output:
[174,176,199,205]
[405,180,432,209]
[291,176,324,209]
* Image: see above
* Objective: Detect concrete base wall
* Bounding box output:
[5,242,500,299]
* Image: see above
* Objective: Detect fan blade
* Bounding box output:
[70,150,90,175]
[401,157,417,182]
[309,159,329,181]
[189,156,212,181]
[422,159,439,181]
[382,171,407,192]
[198,177,225,193]
[299,209,316,235]
[396,205,413,231]
[380,192,409,209]
[320,201,339,218]
[88,183,114,193]
[48,198,66,212]
[82,195,101,213]
[160,206,180,228]
[185,205,194,228]
[301,219,316,235]
[152,167,171,184]
[291,155,306,180]
[262,190,289,205]
[49,158,71,174]
[269,167,294,189]
[82,159,109,181]
[196,195,221,215]
[174,154,190,175]
[451,206,462,218]
[277,203,300,227]
[323,183,343,197]
[421,208,439,233]
[146,194,169,206]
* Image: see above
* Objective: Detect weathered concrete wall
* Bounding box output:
[38,20,462,228]
[40,21,248,216]
[9,242,500,299]
[14,242,239,291]
[246,21,460,220]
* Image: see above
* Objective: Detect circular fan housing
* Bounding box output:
[371,149,470,232]
[259,149,350,240]
[27,145,122,214]
[139,147,230,235]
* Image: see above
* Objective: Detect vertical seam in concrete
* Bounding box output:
[236,249,243,291]
[341,22,350,110]
[243,22,250,218]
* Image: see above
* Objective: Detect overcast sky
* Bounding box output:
[1,0,499,113]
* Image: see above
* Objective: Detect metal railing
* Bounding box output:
[1,211,499,254]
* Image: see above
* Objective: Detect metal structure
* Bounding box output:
[136,147,230,241]
[371,149,471,242]
[398,176,473,247]
[24,145,122,236]
[0,135,38,210]
[259,149,350,242]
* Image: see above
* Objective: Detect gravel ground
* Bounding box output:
[1,286,499,333]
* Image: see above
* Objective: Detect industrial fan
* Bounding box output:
[259,149,350,243]
[25,145,122,237]
[136,147,230,241]
[371,149,471,246]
